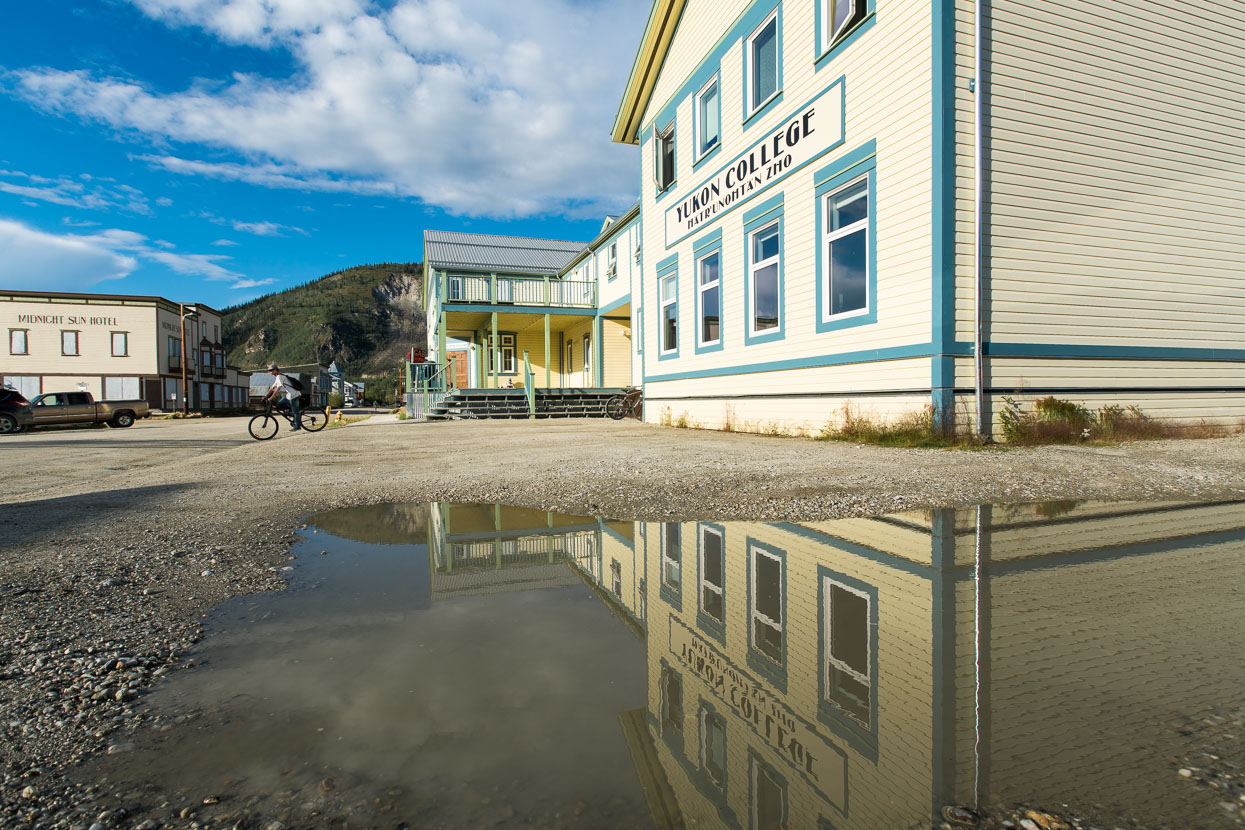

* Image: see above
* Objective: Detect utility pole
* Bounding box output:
[179,303,198,415]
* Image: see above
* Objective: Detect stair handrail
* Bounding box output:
[522,350,535,418]
[421,360,453,417]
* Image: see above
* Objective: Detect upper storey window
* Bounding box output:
[655,122,676,192]
[747,11,779,115]
[695,76,720,159]
[824,0,866,46]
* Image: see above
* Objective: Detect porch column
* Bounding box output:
[437,310,447,374]
[490,311,499,389]
[593,316,604,386]
[544,314,551,389]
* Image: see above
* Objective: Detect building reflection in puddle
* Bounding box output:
[421,500,1245,830]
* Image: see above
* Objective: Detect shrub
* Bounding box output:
[328,392,344,408]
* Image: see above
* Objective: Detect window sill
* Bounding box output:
[742,90,783,130]
[691,142,723,172]
[746,650,787,693]
[816,306,875,334]
[815,13,875,73]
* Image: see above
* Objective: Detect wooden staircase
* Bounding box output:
[426,388,624,420]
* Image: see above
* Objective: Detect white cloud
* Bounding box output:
[230,277,278,290]
[0,168,153,214]
[8,0,646,217]
[0,218,137,291]
[156,196,174,206]
[211,238,239,246]
[0,216,252,290]
[231,219,305,237]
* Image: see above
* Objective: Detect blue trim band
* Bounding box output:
[597,294,633,317]
[645,342,932,383]
[656,252,680,273]
[444,303,592,317]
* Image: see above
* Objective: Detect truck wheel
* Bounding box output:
[111,412,135,428]
[0,413,20,435]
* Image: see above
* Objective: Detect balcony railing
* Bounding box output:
[168,356,195,375]
[444,274,596,309]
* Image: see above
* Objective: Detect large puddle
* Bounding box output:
[82,501,1245,829]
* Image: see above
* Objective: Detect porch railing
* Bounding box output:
[445,274,595,309]
[411,361,452,419]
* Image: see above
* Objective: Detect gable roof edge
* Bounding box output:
[610,0,687,146]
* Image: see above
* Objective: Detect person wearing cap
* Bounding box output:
[263,363,302,430]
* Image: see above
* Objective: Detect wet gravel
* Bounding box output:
[3,417,1245,829]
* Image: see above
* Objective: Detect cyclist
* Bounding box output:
[264,363,302,430]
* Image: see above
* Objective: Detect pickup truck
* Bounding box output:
[28,391,149,429]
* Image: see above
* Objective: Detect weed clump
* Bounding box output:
[999,395,1214,444]
[818,405,977,448]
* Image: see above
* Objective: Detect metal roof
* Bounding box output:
[424,230,588,275]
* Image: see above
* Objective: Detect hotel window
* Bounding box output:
[61,330,79,356]
[823,0,866,47]
[746,10,780,116]
[660,666,683,737]
[660,273,678,354]
[695,75,721,159]
[750,544,784,666]
[699,525,724,624]
[662,522,682,592]
[111,332,128,357]
[824,577,872,729]
[751,756,787,830]
[822,177,869,319]
[697,250,721,347]
[487,332,516,374]
[9,329,28,355]
[750,222,781,335]
[655,122,676,192]
[700,707,727,790]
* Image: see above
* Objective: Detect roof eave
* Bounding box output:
[610,0,687,146]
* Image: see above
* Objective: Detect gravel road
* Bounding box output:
[3,415,1244,828]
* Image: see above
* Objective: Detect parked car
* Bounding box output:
[28,391,149,429]
[0,388,34,435]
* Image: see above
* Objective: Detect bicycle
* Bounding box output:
[248,399,327,440]
[605,387,643,420]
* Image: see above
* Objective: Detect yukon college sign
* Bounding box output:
[668,616,847,809]
[664,81,845,246]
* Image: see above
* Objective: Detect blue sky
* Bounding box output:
[0,0,647,308]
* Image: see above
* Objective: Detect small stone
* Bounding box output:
[134,821,159,830]
[265,822,287,830]
[21,785,37,798]
[107,742,135,754]
[319,777,335,792]
[203,795,220,805]
[201,570,212,577]
[88,824,106,830]
[1020,821,1039,830]
[1179,768,1194,777]
[320,550,327,556]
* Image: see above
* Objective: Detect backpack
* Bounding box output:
[288,375,304,392]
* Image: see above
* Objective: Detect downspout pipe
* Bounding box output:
[973,0,987,436]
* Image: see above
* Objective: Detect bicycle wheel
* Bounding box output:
[300,409,327,432]
[248,414,279,440]
[605,395,627,420]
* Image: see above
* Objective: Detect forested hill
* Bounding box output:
[221,263,425,377]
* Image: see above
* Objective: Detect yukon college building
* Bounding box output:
[423,0,1245,434]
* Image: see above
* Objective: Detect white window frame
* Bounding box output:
[660,273,678,355]
[110,331,128,357]
[749,221,781,336]
[696,249,721,348]
[661,522,681,591]
[608,242,618,278]
[61,330,79,356]
[745,10,781,117]
[700,707,727,790]
[751,756,787,830]
[699,525,724,624]
[823,576,873,728]
[823,0,865,49]
[654,122,676,192]
[694,74,721,160]
[750,544,783,665]
[487,332,516,374]
[9,329,28,355]
[822,175,870,322]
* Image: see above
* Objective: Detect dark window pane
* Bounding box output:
[752,18,778,109]
[829,182,868,230]
[829,229,867,315]
[754,228,779,261]
[830,585,869,675]
[664,306,677,351]
[700,252,719,285]
[754,263,779,330]
[755,553,781,620]
[701,286,720,342]
[703,588,724,621]
[703,534,723,588]
[754,618,782,663]
[662,668,683,734]
[755,763,785,830]
[828,668,871,728]
[704,712,726,787]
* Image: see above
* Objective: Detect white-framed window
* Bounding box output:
[582,333,592,386]
[662,522,681,591]
[660,665,683,737]
[823,0,866,48]
[635,308,643,354]
[697,250,721,347]
[699,525,724,623]
[487,332,516,374]
[660,273,678,354]
[9,329,28,355]
[654,122,676,191]
[746,10,780,116]
[751,756,787,830]
[750,544,783,665]
[824,577,872,729]
[694,75,721,158]
[822,176,869,319]
[700,707,727,790]
[61,330,79,356]
[3,376,40,398]
[750,222,781,335]
[103,377,140,400]
[110,331,128,357]
[607,242,618,279]
[611,560,622,596]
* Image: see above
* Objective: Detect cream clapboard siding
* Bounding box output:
[636,0,937,431]
[562,319,594,386]
[3,300,160,380]
[595,216,640,313]
[640,520,938,829]
[951,0,1245,423]
[601,319,633,387]
[645,356,933,432]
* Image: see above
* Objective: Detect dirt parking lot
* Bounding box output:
[3,415,1245,826]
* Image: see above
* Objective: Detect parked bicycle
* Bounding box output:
[248,399,327,440]
[605,387,643,420]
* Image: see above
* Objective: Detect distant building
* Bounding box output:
[1,289,249,411]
